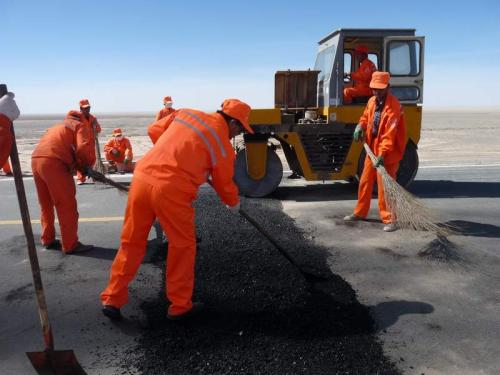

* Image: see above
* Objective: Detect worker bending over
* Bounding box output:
[77,99,102,184]
[100,99,252,321]
[104,128,133,173]
[31,111,95,253]
[344,72,407,232]
[343,44,376,104]
[155,96,175,121]
[0,92,20,169]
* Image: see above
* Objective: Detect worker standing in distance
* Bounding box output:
[31,111,95,253]
[104,128,133,173]
[77,99,102,185]
[343,44,376,104]
[155,96,175,121]
[344,72,406,232]
[100,99,252,321]
[0,91,20,169]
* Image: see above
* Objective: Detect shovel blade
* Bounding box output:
[26,350,86,375]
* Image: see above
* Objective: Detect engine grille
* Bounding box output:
[299,130,353,172]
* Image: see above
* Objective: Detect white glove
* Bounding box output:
[226,202,241,213]
[0,92,20,122]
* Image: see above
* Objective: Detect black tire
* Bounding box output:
[357,142,419,188]
[234,147,283,197]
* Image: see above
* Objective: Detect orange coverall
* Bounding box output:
[104,137,133,164]
[344,59,377,103]
[77,113,101,183]
[354,93,406,224]
[1,160,12,174]
[0,115,13,168]
[101,109,240,316]
[148,110,178,144]
[155,106,175,121]
[31,111,94,252]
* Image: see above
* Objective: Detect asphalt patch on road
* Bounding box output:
[120,189,399,374]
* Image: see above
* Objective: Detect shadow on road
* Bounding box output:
[370,300,434,331]
[410,180,500,199]
[446,220,500,238]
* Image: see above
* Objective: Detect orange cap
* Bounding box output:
[369,71,391,89]
[163,96,173,103]
[79,99,91,108]
[113,128,123,136]
[354,44,369,54]
[221,99,253,134]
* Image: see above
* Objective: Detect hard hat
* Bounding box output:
[113,128,123,136]
[163,96,173,104]
[369,71,391,89]
[354,44,369,54]
[221,99,253,134]
[79,99,91,108]
[66,110,82,121]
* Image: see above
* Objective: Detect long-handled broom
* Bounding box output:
[92,122,106,174]
[363,143,453,237]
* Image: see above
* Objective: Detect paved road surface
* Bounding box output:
[0,165,499,374]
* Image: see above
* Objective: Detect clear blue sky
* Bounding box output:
[2,0,500,114]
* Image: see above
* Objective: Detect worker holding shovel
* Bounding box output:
[31,111,95,253]
[344,71,407,232]
[100,99,252,321]
[0,91,20,167]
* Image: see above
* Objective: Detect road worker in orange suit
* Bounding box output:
[31,111,95,253]
[344,44,377,104]
[0,92,20,169]
[344,72,406,232]
[76,99,102,184]
[155,96,175,121]
[104,128,133,173]
[100,98,253,321]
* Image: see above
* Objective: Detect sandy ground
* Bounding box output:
[4,109,500,175]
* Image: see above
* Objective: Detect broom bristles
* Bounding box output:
[86,168,129,193]
[363,143,454,236]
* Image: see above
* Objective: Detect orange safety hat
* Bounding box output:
[221,99,253,134]
[354,44,369,54]
[369,71,391,89]
[163,96,173,104]
[79,99,91,108]
[112,128,123,136]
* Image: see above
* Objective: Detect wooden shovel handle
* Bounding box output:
[2,85,54,351]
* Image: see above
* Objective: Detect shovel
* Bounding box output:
[2,84,86,374]
[239,208,330,283]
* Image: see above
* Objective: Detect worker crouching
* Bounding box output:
[31,111,95,253]
[104,128,133,173]
[100,99,253,321]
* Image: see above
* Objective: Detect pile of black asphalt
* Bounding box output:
[123,188,399,374]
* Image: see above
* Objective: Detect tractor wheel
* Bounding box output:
[234,147,283,197]
[357,142,419,188]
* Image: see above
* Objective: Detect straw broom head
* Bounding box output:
[363,143,454,236]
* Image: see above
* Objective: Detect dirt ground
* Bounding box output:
[6,109,500,174]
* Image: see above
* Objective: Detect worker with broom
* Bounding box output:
[100,98,252,321]
[31,111,95,253]
[0,92,20,169]
[344,71,406,232]
[76,99,102,185]
[155,95,175,121]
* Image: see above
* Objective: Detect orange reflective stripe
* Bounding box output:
[173,118,218,166]
[184,111,227,157]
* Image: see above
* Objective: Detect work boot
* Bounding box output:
[167,302,205,321]
[343,213,362,222]
[43,239,62,251]
[383,222,398,232]
[102,305,122,321]
[66,242,94,254]
[288,171,301,179]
